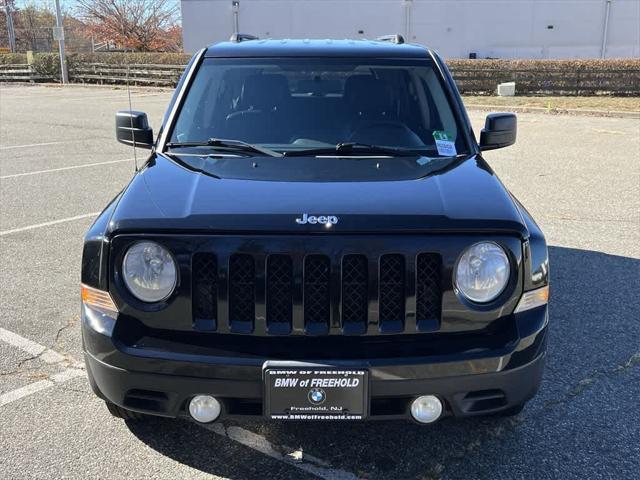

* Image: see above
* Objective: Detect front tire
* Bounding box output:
[105,401,146,421]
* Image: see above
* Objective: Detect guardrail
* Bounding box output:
[1,61,639,96]
[0,64,50,82]
[71,63,184,86]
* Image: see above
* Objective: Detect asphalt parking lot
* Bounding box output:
[1,84,639,480]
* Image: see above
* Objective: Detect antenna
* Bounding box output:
[126,62,139,171]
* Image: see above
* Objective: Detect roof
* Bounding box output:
[204,39,431,58]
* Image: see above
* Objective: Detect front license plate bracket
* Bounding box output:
[263,362,368,420]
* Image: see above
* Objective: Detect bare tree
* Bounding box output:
[76,0,180,51]
[1,1,57,52]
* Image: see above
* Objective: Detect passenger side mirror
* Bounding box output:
[116,110,154,149]
[479,113,517,151]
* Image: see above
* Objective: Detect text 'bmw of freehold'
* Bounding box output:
[81,34,549,425]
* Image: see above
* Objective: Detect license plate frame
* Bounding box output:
[263,362,369,421]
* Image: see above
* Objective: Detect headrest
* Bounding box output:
[241,74,290,111]
[343,75,394,115]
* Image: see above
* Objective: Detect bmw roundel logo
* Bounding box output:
[308,388,326,405]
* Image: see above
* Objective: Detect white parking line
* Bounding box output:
[2,92,168,101]
[205,423,360,480]
[50,368,86,383]
[0,327,85,408]
[0,158,134,179]
[0,327,64,363]
[0,380,54,407]
[0,325,357,478]
[0,141,79,150]
[0,212,99,237]
[0,368,85,408]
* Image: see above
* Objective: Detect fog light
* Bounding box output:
[410,395,443,424]
[189,395,221,423]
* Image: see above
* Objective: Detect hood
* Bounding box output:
[108,153,527,236]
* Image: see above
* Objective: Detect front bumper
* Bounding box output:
[82,304,548,421]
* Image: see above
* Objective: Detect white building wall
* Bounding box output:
[181,0,640,58]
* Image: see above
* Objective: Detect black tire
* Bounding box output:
[496,403,526,417]
[105,401,146,421]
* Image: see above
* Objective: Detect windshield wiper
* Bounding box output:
[282,142,421,157]
[165,138,282,157]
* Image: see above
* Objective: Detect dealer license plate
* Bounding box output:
[264,366,368,420]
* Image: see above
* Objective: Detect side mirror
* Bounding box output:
[116,110,154,149]
[479,113,517,151]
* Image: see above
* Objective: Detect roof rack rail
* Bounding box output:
[229,33,259,43]
[376,34,405,45]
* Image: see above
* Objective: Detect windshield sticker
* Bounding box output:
[433,131,457,157]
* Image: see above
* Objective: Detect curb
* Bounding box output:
[465,103,640,119]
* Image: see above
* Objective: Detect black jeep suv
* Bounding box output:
[81,35,549,424]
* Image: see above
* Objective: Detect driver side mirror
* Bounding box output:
[116,110,154,149]
[479,113,517,151]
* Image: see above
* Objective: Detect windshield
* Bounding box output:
[168,57,469,156]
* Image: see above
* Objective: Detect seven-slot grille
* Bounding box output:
[341,255,368,334]
[192,253,217,331]
[266,255,293,334]
[192,252,441,335]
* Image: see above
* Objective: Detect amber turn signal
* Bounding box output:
[81,284,117,315]
[514,286,549,313]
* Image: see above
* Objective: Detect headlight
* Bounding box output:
[455,242,510,303]
[123,241,177,302]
